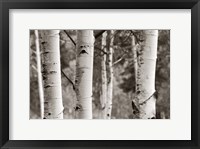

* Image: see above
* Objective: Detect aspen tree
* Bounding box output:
[34,30,44,119]
[100,31,107,119]
[135,30,158,119]
[132,35,138,86]
[131,34,139,118]
[75,30,94,119]
[106,30,114,119]
[39,30,64,119]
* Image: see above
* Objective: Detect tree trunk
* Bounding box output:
[132,35,138,87]
[106,30,114,119]
[39,30,64,119]
[131,34,139,118]
[34,30,44,119]
[100,32,107,119]
[136,30,158,119]
[75,30,94,119]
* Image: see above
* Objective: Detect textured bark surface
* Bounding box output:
[39,30,64,119]
[131,35,139,118]
[75,30,94,119]
[100,32,107,119]
[132,35,138,87]
[106,30,114,119]
[34,30,44,119]
[136,30,158,119]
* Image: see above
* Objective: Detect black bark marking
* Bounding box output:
[44,85,51,88]
[74,104,82,111]
[50,71,57,74]
[42,64,47,67]
[41,69,48,74]
[42,75,47,80]
[42,51,50,55]
[148,117,156,119]
[79,50,88,55]
[107,114,110,117]
[43,117,46,119]
[132,101,139,114]
[48,113,51,116]
[41,41,46,44]
[75,80,78,83]
[136,90,141,94]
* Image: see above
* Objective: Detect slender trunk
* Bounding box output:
[132,35,138,88]
[39,30,64,119]
[106,30,114,119]
[131,35,139,118]
[34,30,44,119]
[75,30,94,119]
[100,32,107,119]
[136,30,158,119]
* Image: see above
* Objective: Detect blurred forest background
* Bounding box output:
[30,30,170,119]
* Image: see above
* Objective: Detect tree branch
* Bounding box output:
[63,30,76,46]
[112,54,126,66]
[61,69,76,90]
[130,30,142,44]
[31,65,38,72]
[94,30,106,39]
[95,46,108,55]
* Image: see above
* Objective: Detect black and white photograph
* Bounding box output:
[30,30,170,119]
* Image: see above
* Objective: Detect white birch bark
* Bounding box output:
[100,32,107,119]
[34,30,44,119]
[39,30,64,119]
[75,30,94,119]
[132,35,138,87]
[106,30,114,119]
[136,30,158,119]
[131,35,140,118]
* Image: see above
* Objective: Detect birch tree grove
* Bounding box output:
[75,30,94,119]
[135,30,158,119]
[100,32,107,119]
[39,30,64,119]
[30,29,170,119]
[106,30,114,119]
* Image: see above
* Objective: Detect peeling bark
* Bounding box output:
[135,30,158,119]
[106,30,114,119]
[34,30,44,119]
[39,30,64,119]
[75,30,94,119]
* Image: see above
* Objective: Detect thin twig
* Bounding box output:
[122,31,132,43]
[95,46,108,55]
[31,65,38,72]
[63,30,76,46]
[61,69,76,90]
[112,54,126,66]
